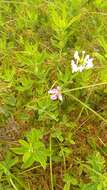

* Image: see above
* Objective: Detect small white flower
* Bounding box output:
[71,60,78,73]
[78,65,85,72]
[85,58,93,69]
[82,50,85,54]
[74,51,79,61]
[71,51,94,73]
[84,55,90,63]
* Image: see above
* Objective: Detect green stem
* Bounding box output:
[63,82,107,93]
[50,134,54,190]
[65,93,107,124]
[10,178,18,190]
[77,78,98,121]
[60,146,66,171]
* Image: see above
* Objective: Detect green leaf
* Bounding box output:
[34,150,47,169]
[23,152,32,163]
[22,155,35,169]
[13,129,48,169]
[64,173,78,185]
[19,140,29,148]
[97,183,103,190]
[11,147,28,155]
[64,182,70,190]
[88,151,105,173]
[1,67,15,82]
[27,128,43,143]
[5,96,16,107]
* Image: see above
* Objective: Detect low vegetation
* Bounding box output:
[0,0,107,189]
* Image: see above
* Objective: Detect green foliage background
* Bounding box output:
[0,0,107,189]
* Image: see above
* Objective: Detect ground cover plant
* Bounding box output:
[0,0,107,189]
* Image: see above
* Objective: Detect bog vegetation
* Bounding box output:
[0,0,107,189]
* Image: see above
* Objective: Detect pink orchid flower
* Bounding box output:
[48,86,62,101]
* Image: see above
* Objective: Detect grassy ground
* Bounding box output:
[0,0,107,189]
